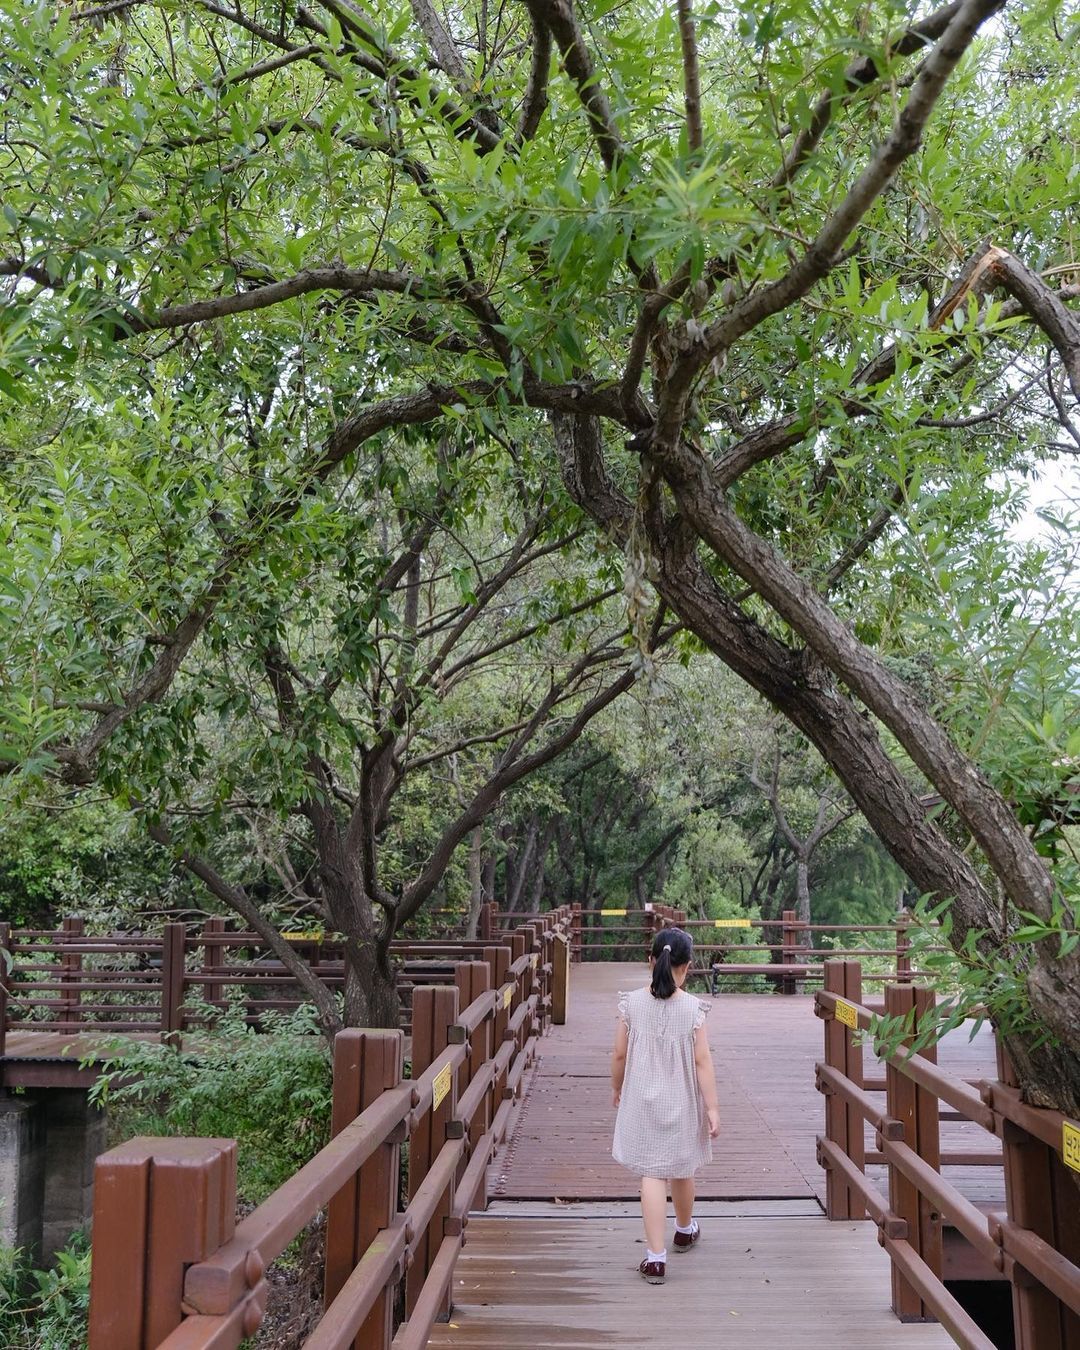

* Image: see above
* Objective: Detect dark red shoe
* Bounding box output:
[639,1257,666,1284]
[673,1222,700,1253]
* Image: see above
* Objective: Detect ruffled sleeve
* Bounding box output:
[693,997,712,1032]
[617,990,632,1025]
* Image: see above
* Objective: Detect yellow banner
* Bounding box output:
[282,931,324,942]
[714,919,752,928]
[502,984,513,1009]
[835,999,858,1029]
[432,1063,452,1111]
[600,908,627,916]
[1063,1121,1080,1173]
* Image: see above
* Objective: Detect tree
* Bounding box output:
[1,0,1078,1107]
[747,728,856,935]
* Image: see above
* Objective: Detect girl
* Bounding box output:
[611,926,720,1285]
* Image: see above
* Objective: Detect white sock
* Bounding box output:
[675,1219,697,1235]
[646,1247,667,1263]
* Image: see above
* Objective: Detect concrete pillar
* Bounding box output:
[41,1089,106,1262]
[0,1093,46,1257]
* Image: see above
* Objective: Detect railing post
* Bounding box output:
[884,982,942,1321]
[0,921,10,1057]
[201,916,226,1014]
[781,909,798,995]
[88,1137,240,1350]
[407,984,459,1317]
[821,960,865,1220]
[455,960,492,1163]
[571,904,582,962]
[478,903,494,943]
[994,1045,1078,1350]
[895,912,913,984]
[552,932,570,1026]
[60,916,85,1028]
[325,1028,404,1350]
[160,922,186,1045]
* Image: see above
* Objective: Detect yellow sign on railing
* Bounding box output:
[835,999,858,1030]
[714,919,752,928]
[432,1062,452,1111]
[282,931,325,942]
[1063,1121,1080,1173]
[502,985,513,1009]
[600,909,627,916]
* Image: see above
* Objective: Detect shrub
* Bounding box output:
[90,999,333,1203]
[0,1233,91,1350]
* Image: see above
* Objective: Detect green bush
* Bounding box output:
[0,1233,91,1350]
[90,999,333,1204]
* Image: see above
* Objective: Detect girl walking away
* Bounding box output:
[611,926,720,1285]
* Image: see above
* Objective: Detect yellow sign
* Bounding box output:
[529,953,539,969]
[601,909,627,916]
[502,985,513,1009]
[1063,1121,1080,1174]
[282,931,324,942]
[714,919,751,929]
[432,1063,452,1111]
[835,999,858,1030]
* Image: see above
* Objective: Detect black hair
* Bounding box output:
[650,926,693,999]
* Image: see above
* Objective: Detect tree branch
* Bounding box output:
[145,820,343,1038]
[771,0,965,188]
[653,0,1006,451]
[526,0,622,171]
[518,10,553,141]
[676,0,703,154]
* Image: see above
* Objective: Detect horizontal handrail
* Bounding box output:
[87,911,572,1349]
[815,960,1080,1349]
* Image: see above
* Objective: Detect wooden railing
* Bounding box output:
[0,908,573,1047]
[481,902,944,990]
[86,924,572,1349]
[816,959,1080,1350]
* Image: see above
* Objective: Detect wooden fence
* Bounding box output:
[816,959,1080,1350]
[0,909,573,1047]
[482,902,943,990]
[86,921,572,1349]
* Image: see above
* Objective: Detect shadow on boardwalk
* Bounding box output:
[432,961,994,1349]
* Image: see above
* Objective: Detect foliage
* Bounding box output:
[0,1233,91,1350]
[1,0,1079,1099]
[90,1001,333,1203]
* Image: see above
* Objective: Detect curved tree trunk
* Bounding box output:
[556,412,1080,1116]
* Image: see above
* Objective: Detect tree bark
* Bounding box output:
[465,824,484,939]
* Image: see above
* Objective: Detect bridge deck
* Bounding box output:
[489,961,1000,1206]
[435,961,999,1349]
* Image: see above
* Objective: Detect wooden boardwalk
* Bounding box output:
[434,961,998,1349]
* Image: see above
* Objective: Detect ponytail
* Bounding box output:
[649,926,693,999]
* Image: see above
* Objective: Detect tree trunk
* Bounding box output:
[465,824,484,939]
[794,855,810,931]
[557,412,1080,1115]
[343,936,399,1029]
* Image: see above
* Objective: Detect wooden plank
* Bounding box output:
[487,963,1001,1211]
[431,1211,957,1348]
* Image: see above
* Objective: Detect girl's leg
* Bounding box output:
[640,1176,667,1253]
[671,1176,695,1229]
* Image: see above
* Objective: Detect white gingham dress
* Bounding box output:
[612,986,713,1179]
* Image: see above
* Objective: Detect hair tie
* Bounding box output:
[663,944,671,952]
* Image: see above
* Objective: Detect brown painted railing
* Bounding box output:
[0,908,574,1047]
[86,923,573,1349]
[816,959,1080,1350]
[483,902,944,990]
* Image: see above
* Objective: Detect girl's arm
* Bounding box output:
[693,1021,720,1136]
[611,1017,628,1107]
